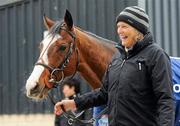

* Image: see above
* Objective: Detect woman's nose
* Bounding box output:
[117,27,122,35]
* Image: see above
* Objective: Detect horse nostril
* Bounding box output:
[30,84,39,94]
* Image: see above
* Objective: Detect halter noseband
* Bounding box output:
[36,23,79,88]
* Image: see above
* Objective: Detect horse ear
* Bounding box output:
[64,9,73,30]
[43,14,54,30]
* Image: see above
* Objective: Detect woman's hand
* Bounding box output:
[54,99,77,115]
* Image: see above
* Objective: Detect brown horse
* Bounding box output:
[25,10,117,100]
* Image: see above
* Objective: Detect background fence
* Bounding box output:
[0,0,137,114]
[1,0,180,115]
[140,0,180,56]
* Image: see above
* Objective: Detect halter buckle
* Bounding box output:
[68,118,74,125]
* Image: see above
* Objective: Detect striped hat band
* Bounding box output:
[116,6,149,35]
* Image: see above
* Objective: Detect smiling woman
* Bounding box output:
[117,22,144,48]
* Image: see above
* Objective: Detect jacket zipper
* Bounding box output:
[138,62,142,70]
[114,58,126,125]
[121,59,126,67]
[120,49,128,68]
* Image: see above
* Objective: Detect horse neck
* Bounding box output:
[74,28,116,89]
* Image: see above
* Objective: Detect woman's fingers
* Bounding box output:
[54,100,77,115]
[54,102,63,115]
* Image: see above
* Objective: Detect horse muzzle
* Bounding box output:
[26,81,49,100]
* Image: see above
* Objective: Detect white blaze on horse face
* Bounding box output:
[26,33,62,96]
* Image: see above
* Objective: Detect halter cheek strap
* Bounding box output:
[35,24,79,88]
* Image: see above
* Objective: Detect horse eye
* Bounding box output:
[59,45,67,51]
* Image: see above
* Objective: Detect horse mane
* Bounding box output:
[75,26,117,45]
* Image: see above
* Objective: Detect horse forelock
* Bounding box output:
[48,20,64,36]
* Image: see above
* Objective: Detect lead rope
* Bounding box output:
[48,93,108,125]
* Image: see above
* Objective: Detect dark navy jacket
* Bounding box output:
[75,32,175,126]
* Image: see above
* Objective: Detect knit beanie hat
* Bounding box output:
[116,6,149,35]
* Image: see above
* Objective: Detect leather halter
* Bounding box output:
[35,23,79,88]
[36,23,108,125]
[48,93,108,125]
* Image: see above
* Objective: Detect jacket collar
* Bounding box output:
[116,32,153,59]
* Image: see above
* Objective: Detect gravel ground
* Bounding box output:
[0,114,55,126]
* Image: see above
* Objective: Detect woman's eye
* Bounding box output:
[59,45,67,51]
[122,25,128,28]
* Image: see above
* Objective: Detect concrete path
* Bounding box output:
[0,114,54,126]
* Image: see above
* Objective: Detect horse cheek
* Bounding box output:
[39,69,52,88]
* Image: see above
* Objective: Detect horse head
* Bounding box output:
[26,10,79,100]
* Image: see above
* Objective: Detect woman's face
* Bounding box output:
[117,22,139,48]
